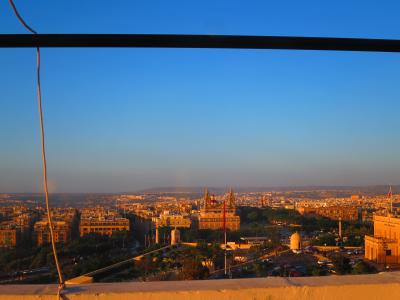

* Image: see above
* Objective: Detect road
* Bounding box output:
[209,249,290,278]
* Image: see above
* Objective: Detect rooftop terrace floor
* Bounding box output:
[1,272,400,300]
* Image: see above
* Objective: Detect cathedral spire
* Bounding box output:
[204,188,211,209]
[228,188,235,208]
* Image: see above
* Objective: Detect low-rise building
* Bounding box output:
[79,217,129,237]
[297,205,359,221]
[153,213,191,228]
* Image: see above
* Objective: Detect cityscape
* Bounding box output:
[3,0,400,299]
[0,186,399,283]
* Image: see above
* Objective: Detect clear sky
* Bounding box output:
[1,1,400,193]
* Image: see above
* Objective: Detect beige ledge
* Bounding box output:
[1,272,400,300]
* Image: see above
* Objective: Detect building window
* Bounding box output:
[386,249,392,256]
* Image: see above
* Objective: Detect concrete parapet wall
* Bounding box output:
[1,272,400,300]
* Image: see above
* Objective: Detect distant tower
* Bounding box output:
[388,185,393,215]
[228,188,235,208]
[204,188,211,210]
[338,217,342,238]
[290,232,302,251]
[223,195,227,275]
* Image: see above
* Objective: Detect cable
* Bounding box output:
[7,0,64,290]
[7,0,37,34]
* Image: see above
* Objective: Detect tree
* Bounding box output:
[179,258,209,280]
[352,261,377,275]
[247,211,259,222]
[310,266,326,276]
[311,233,336,246]
[329,253,351,274]
[29,247,49,269]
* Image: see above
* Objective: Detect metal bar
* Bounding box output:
[1,34,400,52]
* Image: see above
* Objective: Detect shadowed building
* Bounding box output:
[297,206,359,221]
[197,189,240,230]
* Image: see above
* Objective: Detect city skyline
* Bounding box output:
[3,1,400,192]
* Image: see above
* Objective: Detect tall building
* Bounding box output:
[0,223,16,247]
[34,220,70,246]
[13,213,34,231]
[197,189,240,230]
[365,214,400,264]
[132,210,154,237]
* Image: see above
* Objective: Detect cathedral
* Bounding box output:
[197,189,240,230]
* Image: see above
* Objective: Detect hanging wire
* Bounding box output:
[7,0,65,291]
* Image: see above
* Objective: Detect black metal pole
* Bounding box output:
[1,34,400,52]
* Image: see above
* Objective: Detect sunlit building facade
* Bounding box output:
[79,218,130,237]
[365,215,400,264]
[153,213,191,228]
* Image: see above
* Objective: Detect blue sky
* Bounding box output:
[1,1,400,192]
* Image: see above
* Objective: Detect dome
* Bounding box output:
[290,232,302,250]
